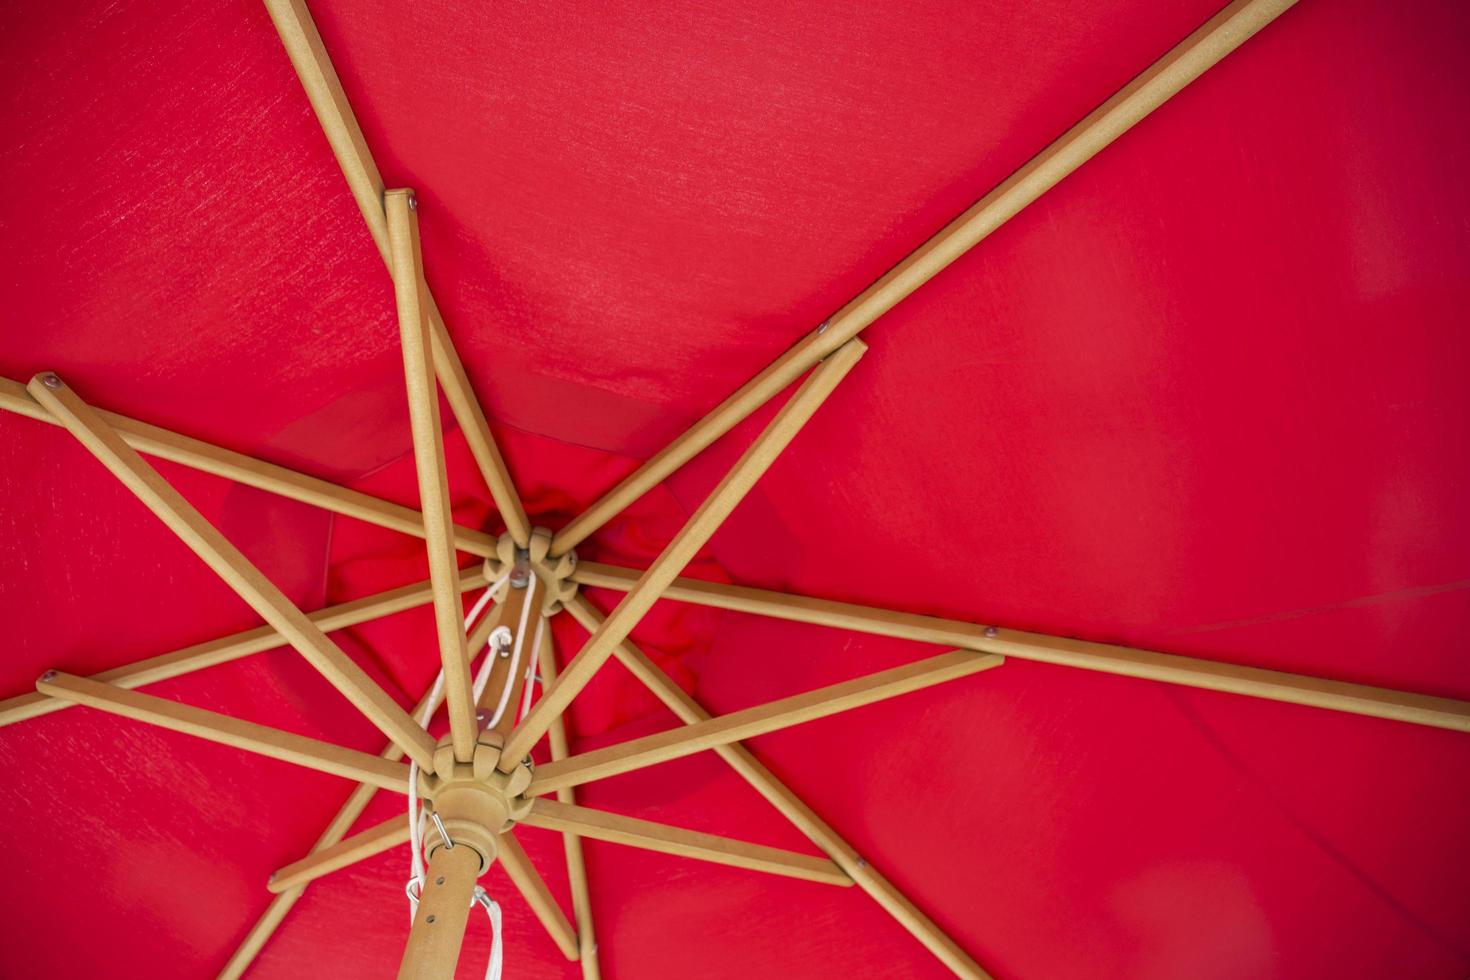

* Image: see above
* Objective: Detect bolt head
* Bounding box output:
[41,374,61,389]
[984,626,998,638]
[39,669,57,682]
[408,195,418,211]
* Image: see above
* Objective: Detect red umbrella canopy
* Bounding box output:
[2,0,1468,977]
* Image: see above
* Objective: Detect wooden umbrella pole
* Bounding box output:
[262,0,531,546]
[550,0,1299,557]
[500,339,866,770]
[399,843,485,979]
[0,377,499,558]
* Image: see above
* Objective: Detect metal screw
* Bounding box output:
[41,375,61,389]
[509,554,531,589]
[984,626,998,638]
[408,196,418,212]
[816,320,830,335]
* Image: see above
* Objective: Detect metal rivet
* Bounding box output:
[39,669,57,682]
[816,320,830,335]
[435,876,445,886]
[41,374,62,389]
[426,914,436,924]
[984,626,998,638]
[856,857,867,868]
[408,196,418,211]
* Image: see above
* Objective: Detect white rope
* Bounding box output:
[515,617,544,723]
[482,581,539,730]
[473,886,504,980]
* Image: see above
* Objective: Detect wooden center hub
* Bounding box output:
[418,731,535,874]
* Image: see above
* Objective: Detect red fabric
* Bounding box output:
[2,0,1468,977]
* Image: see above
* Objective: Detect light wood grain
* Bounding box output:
[498,832,580,961]
[29,375,438,769]
[262,0,530,546]
[563,595,989,979]
[0,569,487,729]
[219,682,444,979]
[397,842,483,980]
[36,672,410,791]
[269,817,410,893]
[523,799,850,887]
[552,0,1300,557]
[503,340,865,769]
[540,630,602,980]
[530,650,1003,795]
[385,190,479,764]
[0,377,497,558]
[572,562,1470,733]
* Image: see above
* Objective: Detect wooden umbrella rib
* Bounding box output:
[270,817,410,893]
[497,832,581,961]
[562,595,992,979]
[262,0,531,546]
[500,339,866,770]
[385,189,479,763]
[29,375,439,770]
[572,561,1470,733]
[0,378,498,558]
[36,672,410,791]
[551,0,1300,556]
[0,569,488,730]
[522,799,851,887]
[529,650,1004,796]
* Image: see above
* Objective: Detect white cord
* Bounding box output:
[474,886,504,980]
[515,617,544,723]
[482,580,539,730]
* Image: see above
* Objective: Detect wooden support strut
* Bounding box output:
[27,374,439,771]
[529,650,1005,796]
[539,629,602,980]
[36,672,411,791]
[521,799,851,887]
[550,0,1301,557]
[562,595,992,980]
[0,569,489,730]
[570,562,1470,733]
[500,339,866,770]
[385,188,480,764]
